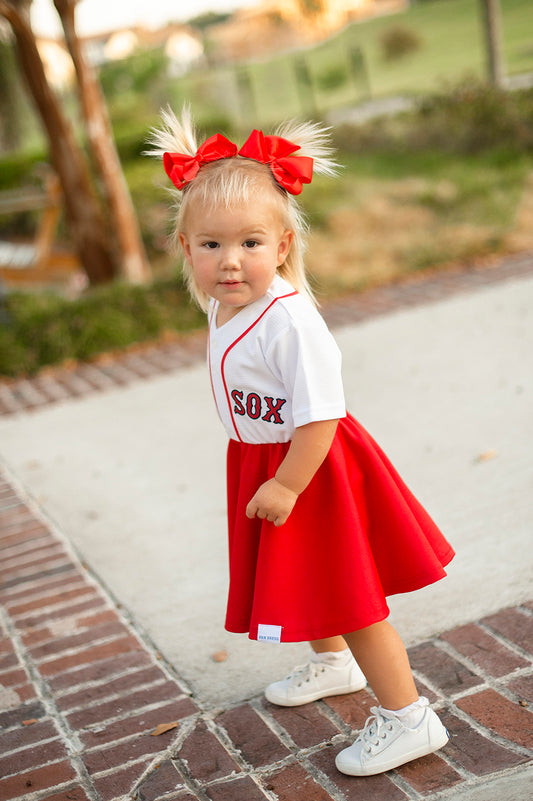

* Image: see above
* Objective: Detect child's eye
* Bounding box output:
[243,240,259,249]
[203,241,219,249]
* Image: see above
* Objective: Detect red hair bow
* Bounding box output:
[163,133,238,190]
[238,129,313,195]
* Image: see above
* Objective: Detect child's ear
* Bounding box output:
[179,233,192,264]
[277,230,293,265]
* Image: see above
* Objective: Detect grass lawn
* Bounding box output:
[172,0,533,127]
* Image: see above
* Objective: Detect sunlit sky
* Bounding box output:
[31,0,259,37]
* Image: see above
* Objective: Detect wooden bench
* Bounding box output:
[0,167,81,286]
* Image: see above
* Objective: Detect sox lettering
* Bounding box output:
[231,389,287,424]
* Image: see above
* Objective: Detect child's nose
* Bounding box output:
[221,247,240,270]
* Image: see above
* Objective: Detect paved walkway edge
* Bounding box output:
[1,464,532,801]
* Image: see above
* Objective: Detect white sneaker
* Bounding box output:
[335,706,449,776]
[265,654,367,707]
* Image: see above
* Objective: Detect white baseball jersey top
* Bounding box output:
[208,274,346,444]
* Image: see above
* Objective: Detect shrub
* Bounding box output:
[0,277,206,377]
[317,65,347,90]
[381,25,423,61]
[332,82,533,156]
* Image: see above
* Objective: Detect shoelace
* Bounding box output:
[359,707,398,753]
[285,661,327,687]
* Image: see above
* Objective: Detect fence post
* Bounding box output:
[293,56,319,118]
[349,46,371,100]
[236,66,257,125]
[479,0,506,87]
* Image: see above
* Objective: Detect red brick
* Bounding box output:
[311,744,410,800]
[441,623,529,677]
[0,652,19,672]
[1,533,54,557]
[0,700,46,730]
[0,511,40,532]
[216,703,290,768]
[30,621,127,660]
[456,688,533,749]
[0,523,49,547]
[263,762,333,801]
[1,544,65,573]
[0,667,29,687]
[506,674,533,705]
[57,665,167,711]
[39,634,143,676]
[0,720,58,754]
[18,596,106,629]
[482,608,533,655]
[176,720,240,782]
[262,698,340,748]
[67,679,185,729]
[0,571,82,603]
[15,683,38,702]
[1,562,76,592]
[324,688,376,729]
[408,642,482,695]
[77,609,119,628]
[10,585,97,616]
[207,776,269,800]
[79,697,198,747]
[92,758,153,801]
[47,651,152,691]
[37,786,91,801]
[439,711,527,775]
[395,751,463,794]
[132,760,184,801]
[0,760,75,800]
[84,726,180,775]
[2,556,75,586]
[0,739,68,778]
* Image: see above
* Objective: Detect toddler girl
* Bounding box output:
[148,108,454,776]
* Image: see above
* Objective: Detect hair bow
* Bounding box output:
[238,129,313,195]
[163,133,238,190]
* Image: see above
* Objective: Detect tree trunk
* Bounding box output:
[0,0,117,284]
[479,0,505,88]
[54,0,151,283]
[0,38,23,152]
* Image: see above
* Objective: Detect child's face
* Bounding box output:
[179,193,292,322]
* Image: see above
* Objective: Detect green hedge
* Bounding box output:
[0,277,205,377]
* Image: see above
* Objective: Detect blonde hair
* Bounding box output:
[146,106,338,310]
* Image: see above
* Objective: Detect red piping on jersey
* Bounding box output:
[211,292,298,443]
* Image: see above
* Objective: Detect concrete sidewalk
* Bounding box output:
[0,254,532,799]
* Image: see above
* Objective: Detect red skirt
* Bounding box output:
[225,413,454,642]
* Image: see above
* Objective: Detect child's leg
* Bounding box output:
[337,619,449,776]
[343,620,418,709]
[310,636,348,653]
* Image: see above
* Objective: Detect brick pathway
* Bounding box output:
[1,250,533,415]
[1,471,532,801]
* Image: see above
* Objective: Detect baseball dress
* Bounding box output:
[207,274,454,643]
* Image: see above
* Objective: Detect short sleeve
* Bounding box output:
[265,316,346,428]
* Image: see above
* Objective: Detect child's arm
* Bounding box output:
[245,418,339,527]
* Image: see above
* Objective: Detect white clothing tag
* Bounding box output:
[257,624,282,643]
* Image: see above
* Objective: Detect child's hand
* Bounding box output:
[246,478,298,527]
